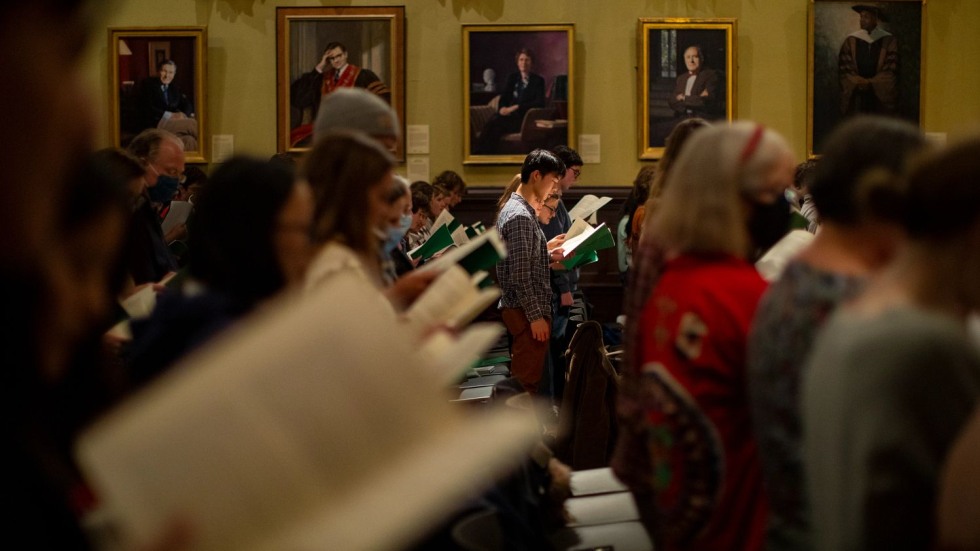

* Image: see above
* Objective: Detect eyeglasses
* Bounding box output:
[571,168,582,179]
[542,203,557,214]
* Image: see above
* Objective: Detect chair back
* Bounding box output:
[555,320,620,470]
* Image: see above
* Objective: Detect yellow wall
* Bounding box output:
[83,0,980,187]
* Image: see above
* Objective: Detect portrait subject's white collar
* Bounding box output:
[848,27,892,44]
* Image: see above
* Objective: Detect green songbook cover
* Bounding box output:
[562,250,599,270]
[409,224,454,260]
[563,223,615,258]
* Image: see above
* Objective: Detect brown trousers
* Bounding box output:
[501,307,550,394]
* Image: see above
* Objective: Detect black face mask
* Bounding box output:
[747,193,792,260]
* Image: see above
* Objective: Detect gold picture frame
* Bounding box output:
[807,0,925,157]
[276,6,406,160]
[637,18,736,160]
[109,27,207,163]
[463,24,575,165]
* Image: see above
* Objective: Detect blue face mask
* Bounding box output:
[382,213,413,254]
[149,174,180,203]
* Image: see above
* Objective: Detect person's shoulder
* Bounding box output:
[701,68,720,79]
[498,200,534,228]
[499,198,532,221]
[357,67,382,80]
[139,76,161,90]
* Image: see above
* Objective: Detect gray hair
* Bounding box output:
[126,128,183,164]
[650,121,793,256]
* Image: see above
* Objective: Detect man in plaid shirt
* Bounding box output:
[496,149,566,393]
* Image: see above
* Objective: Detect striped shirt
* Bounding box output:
[496,193,551,321]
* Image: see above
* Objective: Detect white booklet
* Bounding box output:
[567,194,612,221]
[420,228,507,275]
[118,272,176,319]
[429,209,455,233]
[418,322,505,383]
[569,467,629,496]
[75,273,538,551]
[755,229,815,282]
[406,267,500,330]
[161,200,192,235]
[559,222,608,259]
[450,224,470,247]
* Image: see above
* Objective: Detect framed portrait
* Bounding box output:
[638,18,736,160]
[109,27,207,163]
[276,6,405,160]
[808,0,924,157]
[463,24,575,165]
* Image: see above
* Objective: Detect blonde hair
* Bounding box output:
[495,173,522,222]
[649,121,792,257]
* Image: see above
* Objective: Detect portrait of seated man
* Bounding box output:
[289,41,390,147]
[668,45,722,120]
[137,59,199,151]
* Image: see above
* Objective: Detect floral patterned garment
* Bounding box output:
[746,260,865,551]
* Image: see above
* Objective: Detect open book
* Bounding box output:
[755,229,815,282]
[450,224,470,247]
[75,272,538,551]
[161,200,192,235]
[108,272,181,340]
[406,266,500,330]
[418,322,505,384]
[429,209,456,233]
[420,228,507,275]
[567,194,613,222]
[561,222,616,269]
[118,272,178,319]
[408,224,454,260]
[465,222,487,239]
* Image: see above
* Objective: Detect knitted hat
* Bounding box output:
[313,87,400,141]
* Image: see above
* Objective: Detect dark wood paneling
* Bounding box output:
[455,186,632,324]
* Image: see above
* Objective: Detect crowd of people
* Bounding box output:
[611,116,980,551]
[7,2,980,550]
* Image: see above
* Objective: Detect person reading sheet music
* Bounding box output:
[127,156,315,386]
[303,132,436,312]
[496,150,566,394]
[539,145,583,401]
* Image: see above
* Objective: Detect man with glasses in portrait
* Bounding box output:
[290,41,390,147]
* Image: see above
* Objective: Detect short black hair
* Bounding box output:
[520,149,565,184]
[323,42,347,55]
[411,188,430,215]
[550,145,583,169]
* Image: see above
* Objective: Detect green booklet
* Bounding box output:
[420,228,507,275]
[561,222,615,264]
[562,249,599,270]
[408,224,454,260]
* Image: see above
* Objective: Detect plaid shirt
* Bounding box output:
[496,193,551,321]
